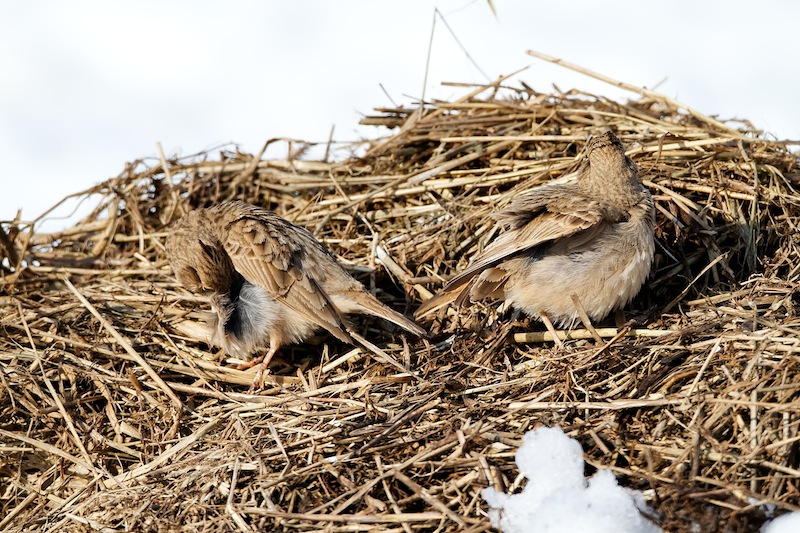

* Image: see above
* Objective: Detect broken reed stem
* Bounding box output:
[513,328,673,343]
[63,277,184,411]
[525,49,739,133]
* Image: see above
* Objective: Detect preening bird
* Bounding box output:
[416,131,655,336]
[166,200,427,389]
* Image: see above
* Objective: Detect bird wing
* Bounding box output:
[222,211,353,344]
[447,194,606,290]
[415,190,607,318]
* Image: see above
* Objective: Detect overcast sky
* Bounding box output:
[2,1,798,231]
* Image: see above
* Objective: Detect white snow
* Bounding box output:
[762,511,800,533]
[482,426,661,533]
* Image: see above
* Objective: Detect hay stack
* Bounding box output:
[2,66,799,531]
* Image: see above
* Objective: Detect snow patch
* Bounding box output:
[762,511,800,533]
[482,426,661,533]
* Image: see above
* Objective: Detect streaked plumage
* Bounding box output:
[416,131,655,329]
[166,200,426,388]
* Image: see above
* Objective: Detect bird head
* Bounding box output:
[166,210,236,295]
[582,131,642,200]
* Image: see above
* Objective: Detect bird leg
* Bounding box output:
[570,292,603,345]
[539,311,564,349]
[614,309,626,328]
[248,336,281,392]
[236,355,263,371]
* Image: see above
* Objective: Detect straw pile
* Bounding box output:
[2,61,800,532]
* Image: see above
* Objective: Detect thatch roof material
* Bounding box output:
[2,64,799,531]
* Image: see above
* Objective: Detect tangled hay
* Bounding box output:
[2,62,800,532]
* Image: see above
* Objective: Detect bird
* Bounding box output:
[166,200,427,389]
[415,131,655,339]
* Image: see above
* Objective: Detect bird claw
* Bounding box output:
[247,352,276,392]
[247,367,268,393]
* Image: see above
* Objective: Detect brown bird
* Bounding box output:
[416,131,655,336]
[166,200,427,388]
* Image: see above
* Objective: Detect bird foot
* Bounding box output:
[247,368,269,393]
[246,349,278,392]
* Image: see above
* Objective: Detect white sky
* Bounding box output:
[2,1,799,229]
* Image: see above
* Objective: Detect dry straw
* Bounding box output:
[2,56,800,531]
